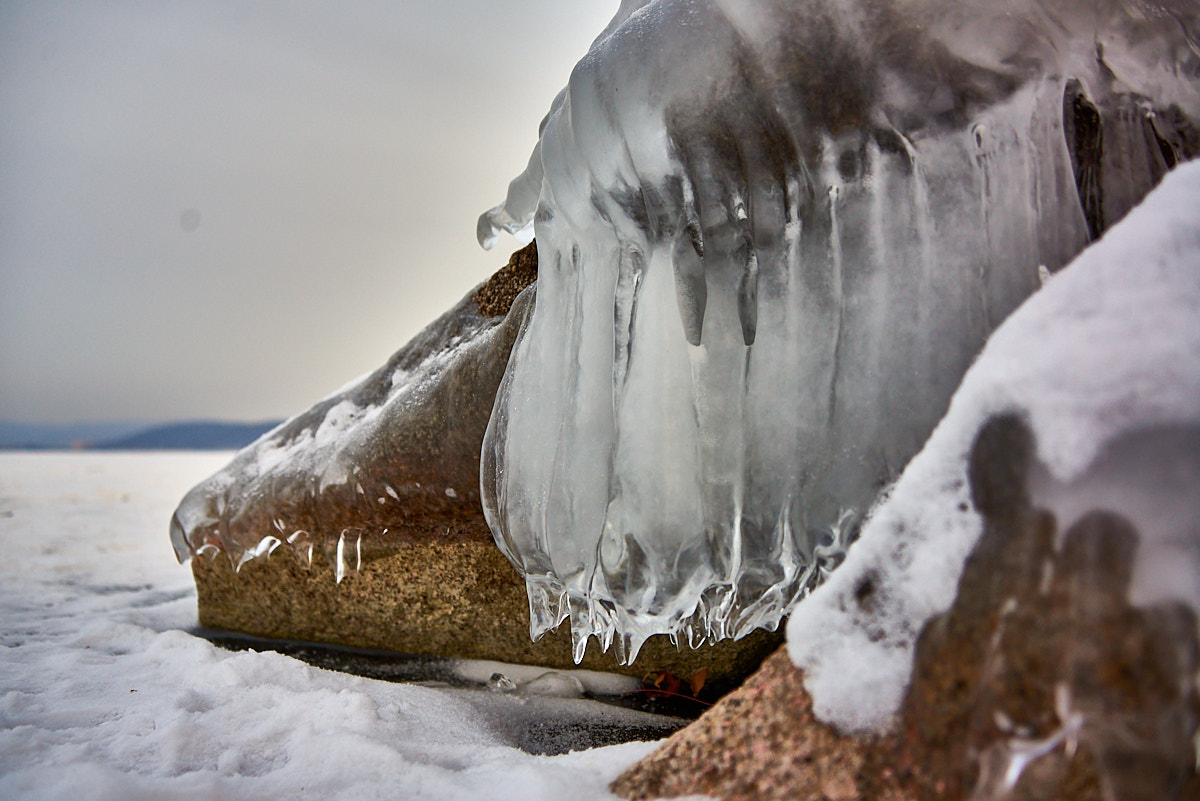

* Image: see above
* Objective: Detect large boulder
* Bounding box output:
[614,418,1200,801]
[613,161,1200,799]
[174,243,780,680]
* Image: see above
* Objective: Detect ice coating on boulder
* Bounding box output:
[170,286,533,577]
[480,0,1200,662]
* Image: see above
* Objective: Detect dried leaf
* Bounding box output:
[643,670,682,698]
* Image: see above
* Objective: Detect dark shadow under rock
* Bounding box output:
[194,628,696,756]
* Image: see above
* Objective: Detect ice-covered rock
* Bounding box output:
[171,249,781,679]
[620,163,1200,792]
[613,419,1200,801]
[479,0,1200,662]
[171,265,535,576]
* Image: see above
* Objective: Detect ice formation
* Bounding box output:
[479,0,1200,661]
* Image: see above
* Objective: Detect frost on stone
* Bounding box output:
[170,287,533,579]
[479,0,1200,663]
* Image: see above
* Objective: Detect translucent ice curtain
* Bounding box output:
[478,0,1200,662]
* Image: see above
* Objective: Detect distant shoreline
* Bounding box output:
[0,420,282,452]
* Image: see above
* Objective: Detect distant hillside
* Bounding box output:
[0,421,147,450]
[93,421,282,451]
[0,420,284,451]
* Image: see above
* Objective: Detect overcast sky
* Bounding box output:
[0,1,615,425]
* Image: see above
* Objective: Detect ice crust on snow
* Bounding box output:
[786,159,1200,735]
[479,0,1200,662]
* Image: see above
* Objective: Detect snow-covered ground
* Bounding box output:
[0,452,657,800]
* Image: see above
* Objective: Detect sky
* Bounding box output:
[0,1,617,425]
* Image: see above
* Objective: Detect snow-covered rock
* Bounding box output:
[618,410,1199,800]
[787,158,1200,736]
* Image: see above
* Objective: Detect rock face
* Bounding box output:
[473,240,539,318]
[878,416,1200,801]
[612,415,1200,800]
[611,647,871,801]
[177,243,780,680]
[190,532,780,680]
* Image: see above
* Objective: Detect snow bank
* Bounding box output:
[786,160,1200,733]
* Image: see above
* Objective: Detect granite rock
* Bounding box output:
[179,244,779,681]
[613,415,1200,800]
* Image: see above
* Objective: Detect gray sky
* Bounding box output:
[0,1,615,425]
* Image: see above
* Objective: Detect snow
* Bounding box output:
[478,0,1200,663]
[0,452,658,800]
[786,159,1200,734]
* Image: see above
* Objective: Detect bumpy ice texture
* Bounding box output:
[479,0,1200,662]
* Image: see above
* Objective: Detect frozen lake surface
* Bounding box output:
[0,452,661,800]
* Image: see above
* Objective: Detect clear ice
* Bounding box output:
[478,0,1200,662]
